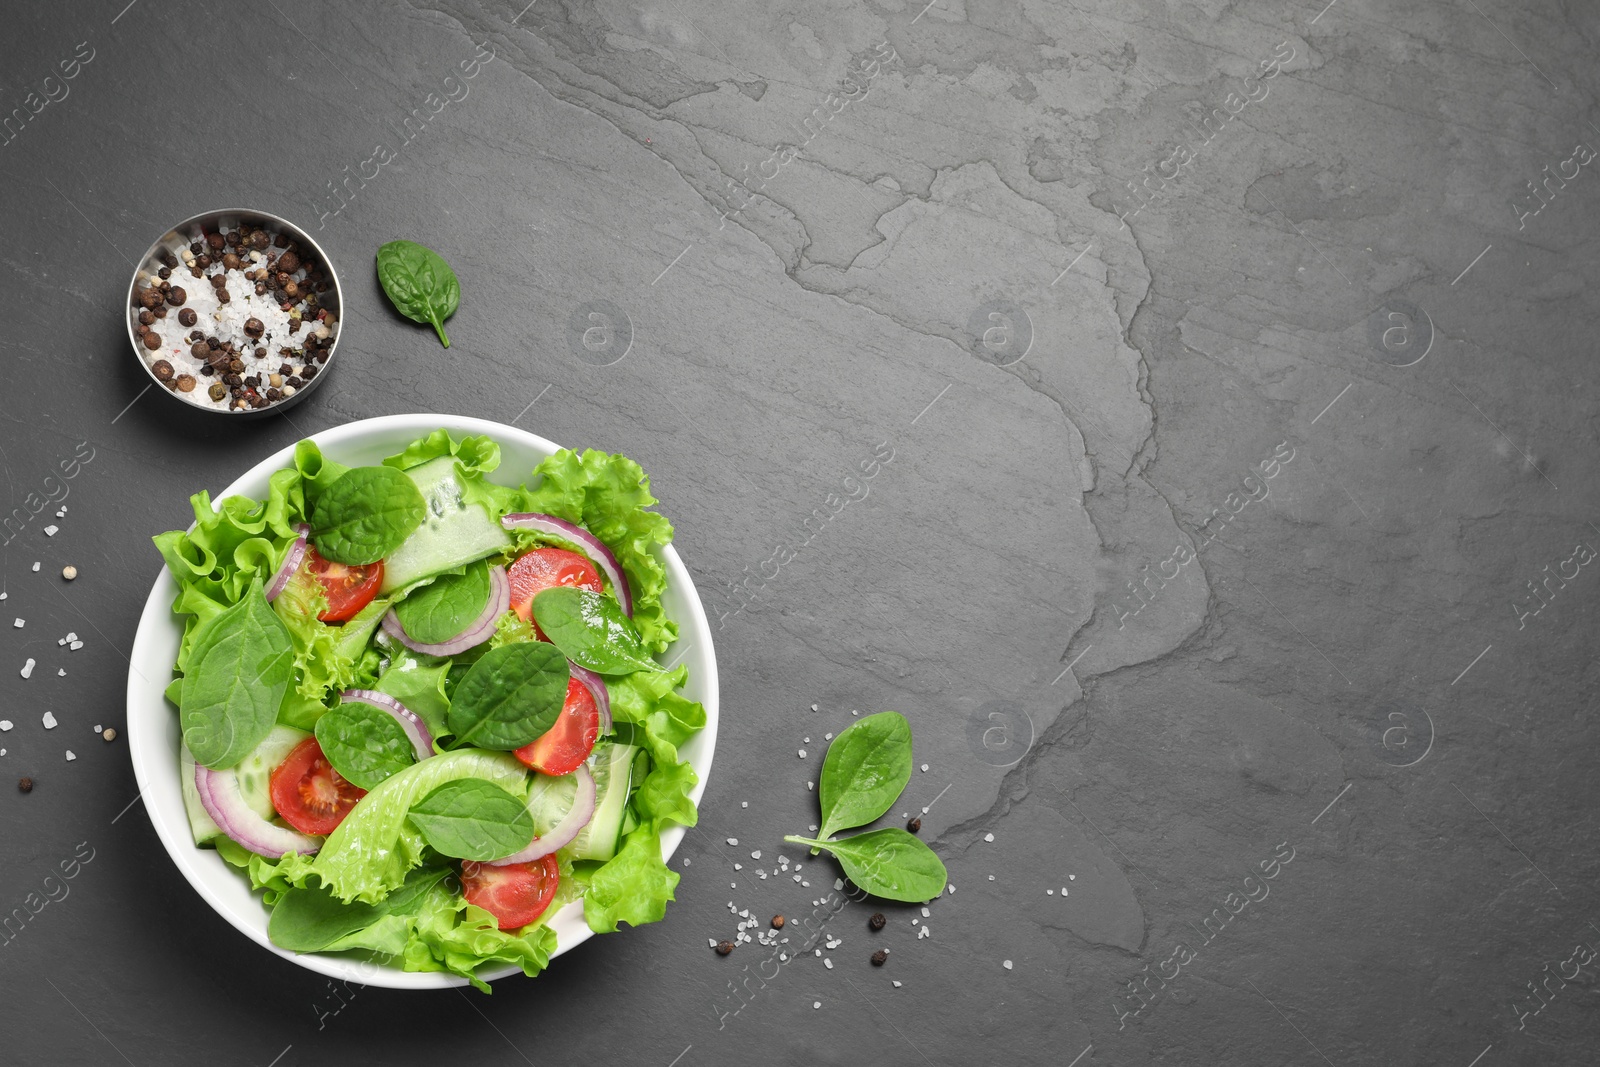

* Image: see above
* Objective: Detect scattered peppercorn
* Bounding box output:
[18,777,32,793]
[102,728,116,742]
[178,307,197,327]
[61,566,77,580]
[772,915,785,929]
[869,913,886,931]
[871,949,888,966]
[715,940,734,956]
[908,817,921,833]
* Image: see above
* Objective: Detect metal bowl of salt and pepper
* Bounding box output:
[124,208,342,418]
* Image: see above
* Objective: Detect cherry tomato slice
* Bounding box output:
[269,738,366,836]
[461,855,561,931]
[305,547,384,623]
[507,548,603,636]
[513,678,601,776]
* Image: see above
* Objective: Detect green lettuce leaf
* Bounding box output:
[381,428,502,478]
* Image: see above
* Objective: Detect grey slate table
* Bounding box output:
[3,1,1598,1064]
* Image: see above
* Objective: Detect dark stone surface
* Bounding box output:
[2,0,1598,1063]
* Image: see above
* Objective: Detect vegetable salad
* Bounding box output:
[153,429,704,989]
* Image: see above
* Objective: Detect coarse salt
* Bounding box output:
[1062,888,1069,895]
[30,562,39,572]
[812,1001,821,1009]
[824,958,833,969]
[65,750,75,761]
[44,525,58,537]
[12,619,21,628]
[726,837,738,846]
[65,632,77,642]
[807,781,815,790]
[920,907,929,917]
[20,659,34,679]
[734,863,742,870]
[798,749,807,758]
[1003,960,1013,970]
[983,832,994,842]
[69,641,83,651]
[1047,889,1054,895]
[892,980,902,988]
[741,801,748,808]
[750,850,761,860]
[920,763,929,772]
[948,884,956,894]
[0,721,11,731]
[42,711,57,729]
[824,732,833,739]
[56,669,64,676]
[918,926,929,939]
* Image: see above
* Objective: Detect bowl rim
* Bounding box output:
[123,207,345,416]
[125,413,719,988]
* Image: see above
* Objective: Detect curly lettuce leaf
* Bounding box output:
[381,428,502,478]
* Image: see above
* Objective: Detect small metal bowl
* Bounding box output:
[125,208,343,419]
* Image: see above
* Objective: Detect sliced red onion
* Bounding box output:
[265,524,310,602]
[490,764,596,865]
[380,564,510,656]
[568,662,612,734]
[501,513,633,616]
[341,689,434,761]
[194,761,320,858]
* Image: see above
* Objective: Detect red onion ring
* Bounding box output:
[194,761,320,858]
[380,565,510,657]
[265,523,310,602]
[490,764,595,865]
[501,513,633,617]
[340,689,435,761]
[568,662,612,734]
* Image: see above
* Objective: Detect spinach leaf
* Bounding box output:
[783,829,947,903]
[447,641,569,749]
[376,240,460,348]
[392,560,492,644]
[311,465,427,566]
[408,778,533,861]
[817,711,912,841]
[314,700,417,790]
[268,865,449,951]
[532,587,660,675]
[180,583,295,769]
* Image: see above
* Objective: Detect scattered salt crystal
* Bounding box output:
[12,619,22,629]
[726,837,738,846]
[809,825,817,832]
[920,907,929,917]
[793,874,802,882]
[803,737,810,743]
[42,712,57,729]
[758,870,767,879]
[741,801,748,808]
[65,750,75,761]
[0,749,5,756]
[812,1001,821,1009]
[892,980,902,988]
[1003,960,1013,970]
[1047,889,1054,895]
[948,884,956,894]
[55,509,64,518]
[683,858,691,866]
[56,669,64,676]
[730,882,737,888]
[1062,888,1069,895]
[918,925,929,939]
[0,721,11,731]
[920,763,929,772]
[824,732,833,740]
[734,863,742,870]
[69,641,83,651]
[1069,875,1075,880]
[814,949,822,957]
[19,659,34,679]
[851,710,858,716]
[921,806,929,814]
[44,525,58,537]
[94,724,102,733]
[801,880,809,887]
[57,638,66,646]
[912,918,918,926]
[824,958,833,969]
[798,749,807,758]
[709,938,717,948]
[988,874,996,881]
[30,562,39,572]
[66,632,77,642]
[0,593,6,600]
[807,781,815,790]
[780,953,788,961]
[751,850,761,860]
[983,832,994,842]
[833,878,844,891]
[810,704,818,712]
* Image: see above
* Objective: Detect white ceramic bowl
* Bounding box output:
[127,414,719,988]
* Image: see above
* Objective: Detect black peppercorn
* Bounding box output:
[715,940,734,956]
[869,913,886,931]
[908,817,921,833]
[871,949,888,966]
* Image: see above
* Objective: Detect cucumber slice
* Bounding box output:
[180,744,222,847]
[236,726,311,821]
[569,741,639,863]
[380,456,512,593]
